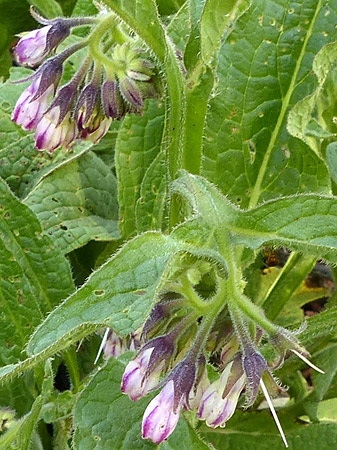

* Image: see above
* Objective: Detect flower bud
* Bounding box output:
[243,349,268,407]
[80,115,112,144]
[142,380,181,444]
[15,19,70,67]
[75,82,100,129]
[198,362,245,428]
[12,78,53,130]
[119,77,143,111]
[121,347,163,401]
[35,108,77,153]
[15,26,52,67]
[101,80,125,119]
[28,56,64,101]
[103,330,127,358]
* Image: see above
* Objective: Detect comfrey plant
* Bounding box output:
[1,1,337,449]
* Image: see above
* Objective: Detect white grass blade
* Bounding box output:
[260,379,288,448]
[94,327,110,364]
[291,349,325,374]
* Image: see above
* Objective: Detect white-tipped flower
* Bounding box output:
[142,380,181,445]
[198,362,245,428]
[35,107,77,153]
[15,26,53,66]
[121,347,163,402]
[12,78,53,130]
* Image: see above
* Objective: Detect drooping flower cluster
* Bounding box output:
[12,8,160,153]
[98,265,325,447]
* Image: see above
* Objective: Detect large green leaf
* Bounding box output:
[24,151,119,254]
[173,172,337,262]
[200,0,242,65]
[115,100,164,238]
[135,151,168,233]
[0,178,74,364]
[202,410,337,450]
[26,232,183,355]
[73,357,156,450]
[230,194,337,261]
[202,0,336,208]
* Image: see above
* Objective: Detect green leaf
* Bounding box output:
[166,2,190,52]
[156,0,185,16]
[24,151,120,255]
[0,240,43,365]
[72,0,97,16]
[0,178,74,363]
[183,0,205,72]
[288,41,337,156]
[172,171,237,226]
[136,151,168,233]
[26,232,183,355]
[230,194,337,262]
[27,0,63,18]
[73,357,156,449]
[202,410,337,450]
[115,100,164,238]
[200,0,242,65]
[0,376,35,416]
[173,172,337,262]
[202,0,335,208]
[0,324,98,386]
[304,344,337,422]
[0,360,53,450]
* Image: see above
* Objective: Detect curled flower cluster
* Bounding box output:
[98,267,324,447]
[12,9,159,153]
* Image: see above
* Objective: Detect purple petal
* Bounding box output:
[142,381,180,444]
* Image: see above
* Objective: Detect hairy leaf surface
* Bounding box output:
[24,151,119,254]
[203,0,337,208]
